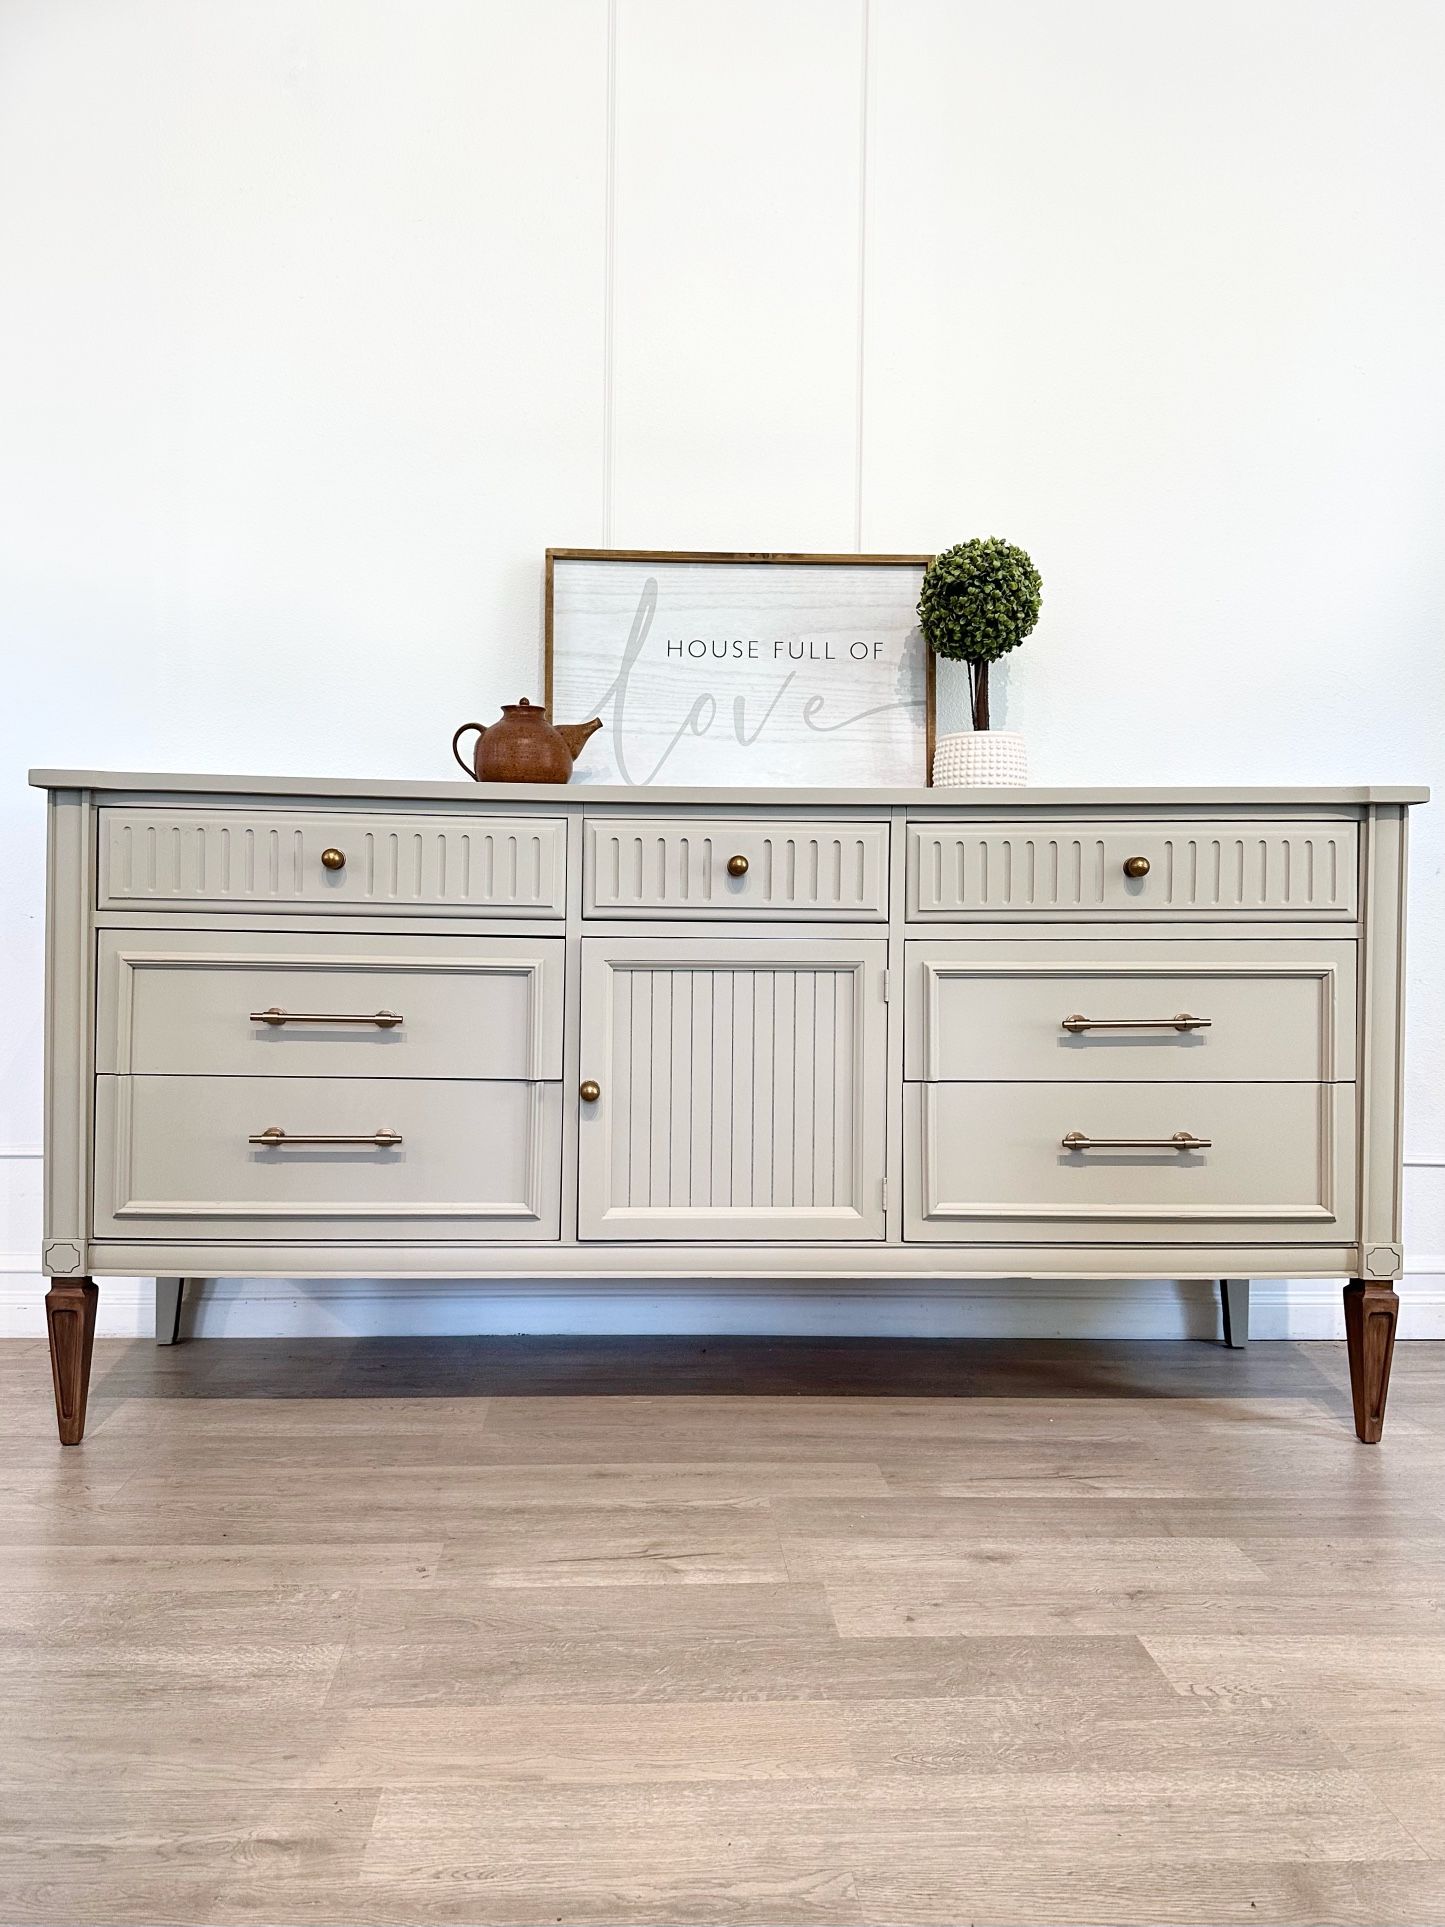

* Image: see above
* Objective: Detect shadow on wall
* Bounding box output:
[162,1277,1230,1344]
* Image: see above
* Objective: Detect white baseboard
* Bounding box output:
[2,1265,1443,1342]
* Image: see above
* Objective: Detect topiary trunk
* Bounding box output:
[972,661,990,732]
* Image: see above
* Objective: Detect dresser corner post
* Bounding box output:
[1343,1278,1399,1443]
[45,1277,99,1445]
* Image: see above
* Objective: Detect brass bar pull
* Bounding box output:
[252,1008,403,1029]
[249,1127,403,1148]
[1061,1012,1211,1033]
[1062,1130,1211,1151]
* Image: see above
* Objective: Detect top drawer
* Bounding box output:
[97,809,566,917]
[585,817,889,919]
[907,819,1358,920]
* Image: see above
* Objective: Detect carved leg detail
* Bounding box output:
[1343,1279,1399,1443]
[45,1279,99,1445]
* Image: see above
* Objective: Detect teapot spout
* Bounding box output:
[555,717,604,761]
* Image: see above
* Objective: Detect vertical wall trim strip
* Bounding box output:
[602,0,619,544]
[853,0,871,551]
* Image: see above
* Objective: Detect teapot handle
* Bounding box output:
[451,723,486,779]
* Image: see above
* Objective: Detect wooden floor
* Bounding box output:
[3,1334,1445,1927]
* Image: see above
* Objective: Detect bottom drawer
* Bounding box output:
[905,1081,1356,1243]
[94,1075,561,1241]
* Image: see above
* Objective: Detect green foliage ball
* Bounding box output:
[918,538,1042,665]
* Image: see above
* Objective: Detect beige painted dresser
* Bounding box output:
[30,771,1426,1445]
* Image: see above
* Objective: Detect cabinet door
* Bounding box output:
[578,938,888,1241]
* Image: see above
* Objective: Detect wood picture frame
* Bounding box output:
[545,548,936,788]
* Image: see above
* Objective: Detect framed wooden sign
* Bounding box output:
[545,548,934,788]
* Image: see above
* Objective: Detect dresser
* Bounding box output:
[31,770,1425,1445]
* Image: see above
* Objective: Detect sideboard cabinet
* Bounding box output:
[31,771,1425,1445]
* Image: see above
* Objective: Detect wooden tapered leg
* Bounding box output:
[1343,1279,1399,1443]
[45,1279,98,1445]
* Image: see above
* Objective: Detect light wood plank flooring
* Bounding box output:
[3,1334,1445,1926]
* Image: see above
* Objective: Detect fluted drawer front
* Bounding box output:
[96,930,563,1080]
[905,1080,1356,1244]
[98,808,566,915]
[585,818,888,918]
[905,938,1358,1082]
[93,1074,562,1241]
[907,820,1358,918]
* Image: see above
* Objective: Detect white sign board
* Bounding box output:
[546,551,933,788]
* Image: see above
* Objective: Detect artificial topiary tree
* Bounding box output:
[918,538,1042,731]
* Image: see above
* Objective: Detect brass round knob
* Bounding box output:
[726,853,749,878]
[320,847,347,871]
[579,1079,601,1103]
[1122,855,1151,879]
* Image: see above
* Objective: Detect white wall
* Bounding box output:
[3,0,1442,1340]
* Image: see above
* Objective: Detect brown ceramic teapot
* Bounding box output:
[451,700,603,784]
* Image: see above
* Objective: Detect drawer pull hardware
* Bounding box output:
[252,1007,404,1029]
[250,1126,403,1147]
[1061,1012,1211,1034]
[1122,855,1151,878]
[320,847,347,871]
[1062,1130,1211,1151]
[579,1080,601,1103]
[725,853,750,877]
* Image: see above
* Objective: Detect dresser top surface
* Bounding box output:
[28,769,1429,808]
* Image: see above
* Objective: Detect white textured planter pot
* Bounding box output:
[933,729,1028,787]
